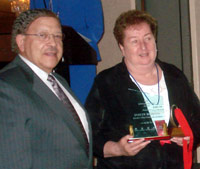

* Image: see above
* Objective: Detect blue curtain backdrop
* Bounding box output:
[30,0,104,104]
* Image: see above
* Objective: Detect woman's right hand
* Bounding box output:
[103,135,151,157]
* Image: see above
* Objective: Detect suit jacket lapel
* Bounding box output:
[33,72,88,150]
[54,73,93,144]
[13,56,88,152]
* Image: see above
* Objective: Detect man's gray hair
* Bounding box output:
[11,9,61,53]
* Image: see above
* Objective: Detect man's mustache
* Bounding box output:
[45,47,58,52]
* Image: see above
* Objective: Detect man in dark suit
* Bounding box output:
[0,9,92,169]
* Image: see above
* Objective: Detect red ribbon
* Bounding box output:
[160,139,171,146]
[174,108,194,169]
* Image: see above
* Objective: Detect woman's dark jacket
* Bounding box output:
[85,59,200,169]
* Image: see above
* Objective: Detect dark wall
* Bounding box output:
[136,0,192,84]
[0,0,16,69]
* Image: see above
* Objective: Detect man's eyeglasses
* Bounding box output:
[23,33,65,41]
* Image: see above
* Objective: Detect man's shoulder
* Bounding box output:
[0,64,20,79]
[0,59,33,86]
[0,56,25,77]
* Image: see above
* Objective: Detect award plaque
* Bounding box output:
[128,105,185,142]
[131,107,158,138]
[128,104,169,141]
[128,121,170,142]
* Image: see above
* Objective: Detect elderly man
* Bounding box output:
[0,9,92,169]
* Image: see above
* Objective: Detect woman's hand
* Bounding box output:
[103,135,151,157]
[170,136,190,146]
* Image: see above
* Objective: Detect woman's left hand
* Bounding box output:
[170,136,190,146]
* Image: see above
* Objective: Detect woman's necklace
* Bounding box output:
[129,64,160,105]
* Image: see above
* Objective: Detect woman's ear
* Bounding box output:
[16,34,25,52]
[119,43,125,56]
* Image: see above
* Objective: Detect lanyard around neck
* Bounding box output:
[129,64,160,105]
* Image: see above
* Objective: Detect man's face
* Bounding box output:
[17,16,63,73]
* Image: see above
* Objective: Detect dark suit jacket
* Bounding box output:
[0,56,93,169]
[85,59,200,169]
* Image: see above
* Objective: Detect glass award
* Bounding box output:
[128,108,170,142]
[128,104,172,142]
[131,108,157,138]
[128,105,185,143]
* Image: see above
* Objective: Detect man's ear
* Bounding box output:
[16,34,25,52]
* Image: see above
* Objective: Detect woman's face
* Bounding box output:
[119,22,157,69]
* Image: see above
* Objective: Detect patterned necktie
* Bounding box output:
[47,74,89,154]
